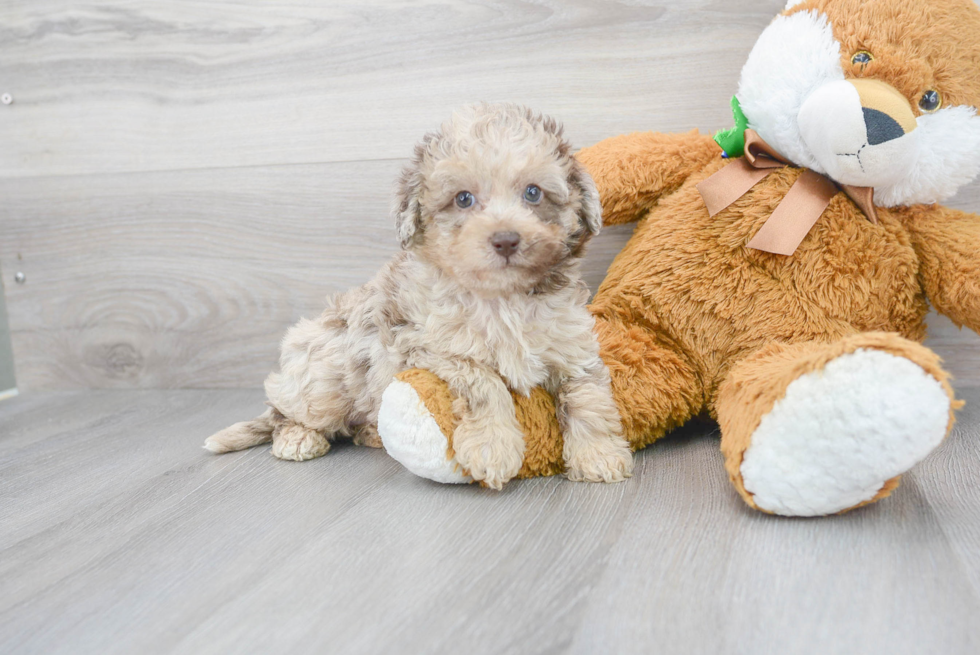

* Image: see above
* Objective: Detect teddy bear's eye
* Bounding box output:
[918,90,942,113]
[455,191,475,209]
[523,184,542,204]
[851,51,874,66]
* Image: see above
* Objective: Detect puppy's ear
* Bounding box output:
[393,164,423,249]
[569,158,602,235]
[392,138,432,249]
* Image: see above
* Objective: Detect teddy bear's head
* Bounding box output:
[736,0,980,207]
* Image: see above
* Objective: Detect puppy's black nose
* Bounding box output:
[490,231,521,258]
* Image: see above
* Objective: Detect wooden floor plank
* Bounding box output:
[567,425,980,655]
[909,397,980,600]
[3,389,980,653]
[0,390,640,654]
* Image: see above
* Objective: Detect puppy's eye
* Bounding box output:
[455,191,475,209]
[523,184,542,204]
[851,51,873,66]
[918,90,942,113]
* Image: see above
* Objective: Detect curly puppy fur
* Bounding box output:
[205,103,632,488]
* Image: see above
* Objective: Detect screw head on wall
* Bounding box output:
[1,94,12,105]
[14,272,25,284]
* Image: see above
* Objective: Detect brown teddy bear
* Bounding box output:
[378,0,980,516]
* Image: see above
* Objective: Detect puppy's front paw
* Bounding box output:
[452,421,525,491]
[564,435,633,483]
[272,423,331,461]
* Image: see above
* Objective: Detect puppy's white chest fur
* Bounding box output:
[397,257,597,396]
[462,296,562,394]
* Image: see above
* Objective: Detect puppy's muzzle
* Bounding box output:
[490,231,521,259]
[798,78,918,188]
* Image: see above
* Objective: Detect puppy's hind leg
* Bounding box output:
[264,314,352,462]
[271,420,332,461]
[353,424,384,449]
[204,407,277,454]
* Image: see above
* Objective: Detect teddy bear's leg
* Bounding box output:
[379,371,473,484]
[378,314,706,483]
[378,369,565,484]
[593,314,706,450]
[716,333,957,516]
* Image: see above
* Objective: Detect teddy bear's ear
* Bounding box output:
[569,158,603,235]
[391,135,434,249]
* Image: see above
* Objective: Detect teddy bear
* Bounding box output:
[377,0,980,516]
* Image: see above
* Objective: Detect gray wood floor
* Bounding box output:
[2,389,979,655]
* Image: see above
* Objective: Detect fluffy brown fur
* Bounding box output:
[794,0,980,112]
[204,103,632,489]
[587,0,980,498]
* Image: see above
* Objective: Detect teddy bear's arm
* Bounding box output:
[576,130,721,226]
[904,205,980,333]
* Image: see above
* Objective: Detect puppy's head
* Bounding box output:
[393,103,602,296]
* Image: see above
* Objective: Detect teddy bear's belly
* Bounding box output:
[595,179,929,375]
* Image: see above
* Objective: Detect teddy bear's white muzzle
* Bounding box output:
[798,79,917,188]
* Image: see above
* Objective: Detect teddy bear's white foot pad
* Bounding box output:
[740,349,950,516]
[378,379,472,484]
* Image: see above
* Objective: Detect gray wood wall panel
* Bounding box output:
[0,1,780,178]
[0,276,15,394]
[1,0,979,390]
[0,161,635,389]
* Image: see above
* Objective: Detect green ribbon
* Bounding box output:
[714,96,748,158]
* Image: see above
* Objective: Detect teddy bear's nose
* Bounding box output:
[863,108,906,145]
[849,78,917,144]
[490,231,521,258]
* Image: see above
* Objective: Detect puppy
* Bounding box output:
[205,103,633,488]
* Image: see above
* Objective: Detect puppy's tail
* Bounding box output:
[204,407,277,454]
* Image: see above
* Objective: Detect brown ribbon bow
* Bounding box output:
[696,129,877,256]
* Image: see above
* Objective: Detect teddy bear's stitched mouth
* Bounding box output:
[836,144,868,173]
